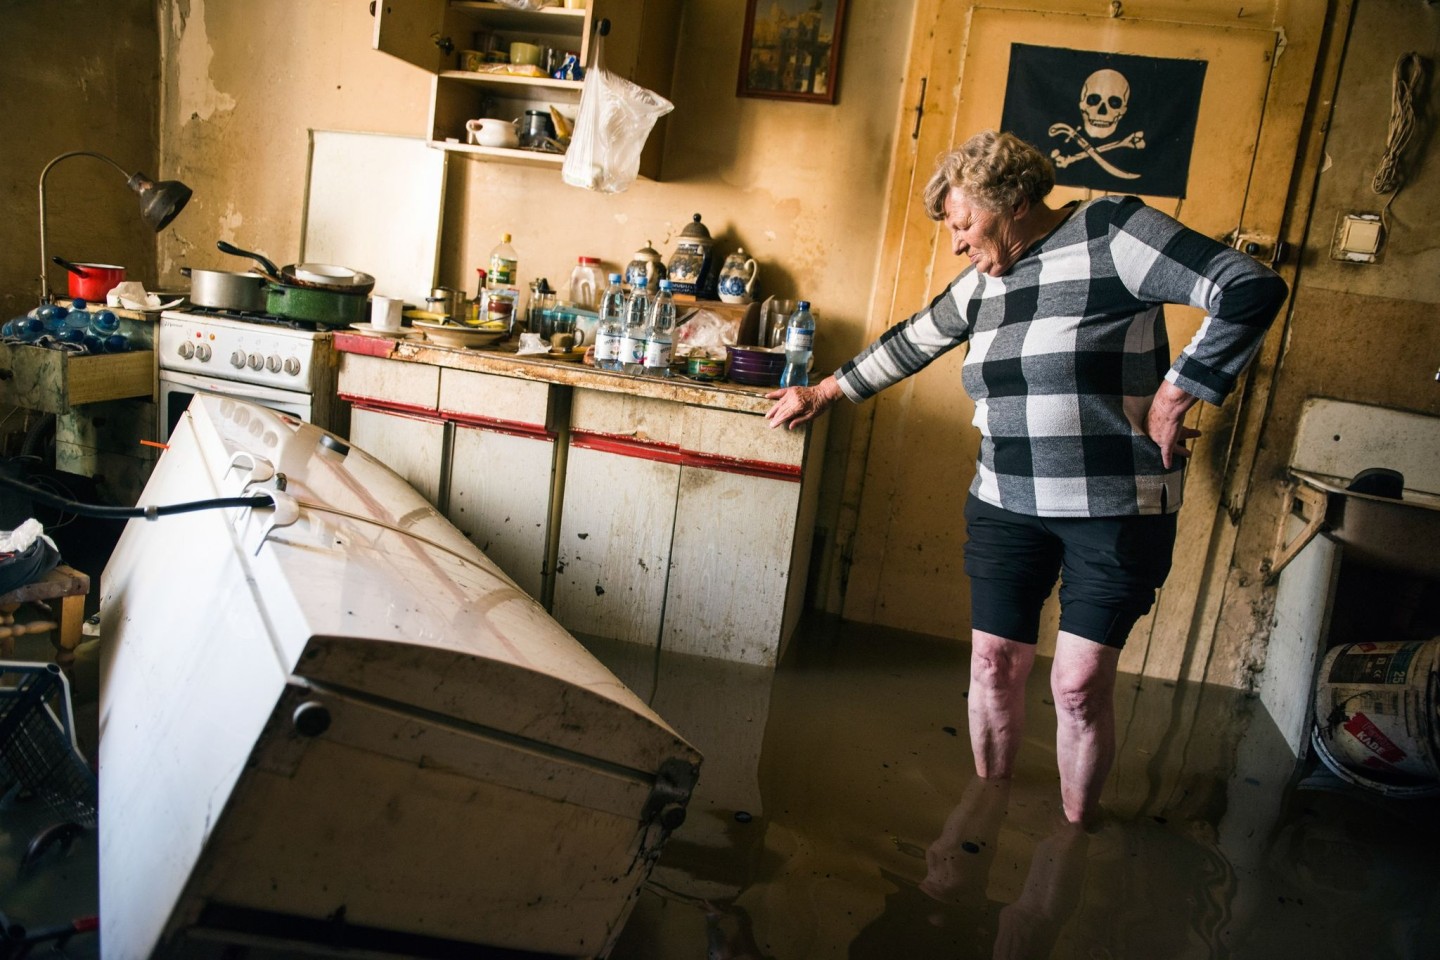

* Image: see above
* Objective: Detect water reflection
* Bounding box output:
[586,620,1440,960]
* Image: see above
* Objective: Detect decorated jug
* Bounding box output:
[717,248,759,304]
[626,240,666,291]
[666,213,719,300]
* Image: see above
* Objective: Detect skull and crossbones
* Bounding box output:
[1048,68,1146,179]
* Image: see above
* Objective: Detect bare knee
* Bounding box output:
[971,639,1033,692]
[1051,685,1111,728]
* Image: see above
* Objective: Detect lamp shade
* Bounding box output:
[127,173,193,231]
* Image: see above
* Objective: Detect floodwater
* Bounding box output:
[584,620,1440,960]
[6,620,1438,959]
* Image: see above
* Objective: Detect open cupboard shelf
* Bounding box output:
[374,0,680,179]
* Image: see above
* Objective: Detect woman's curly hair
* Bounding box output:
[923,131,1055,220]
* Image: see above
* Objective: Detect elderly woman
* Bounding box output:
[766,130,1287,826]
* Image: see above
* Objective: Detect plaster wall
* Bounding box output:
[147,0,911,612]
[0,0,160,321]
[1217,0,1440,686]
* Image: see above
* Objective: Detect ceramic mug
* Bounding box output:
[467,118,519,149]
[549,329,585,353]
[370,295,403,332]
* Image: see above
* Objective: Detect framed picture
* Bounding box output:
[737,0,848,104]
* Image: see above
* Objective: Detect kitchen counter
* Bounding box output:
[333,331,782,414]
[333,330,825,667]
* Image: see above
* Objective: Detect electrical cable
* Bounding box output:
[0,473,274,521]
[1371,52,1427,205]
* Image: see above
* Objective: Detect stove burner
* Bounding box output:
[181,307,318,331]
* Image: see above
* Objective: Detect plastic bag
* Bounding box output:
[562,28,674,194]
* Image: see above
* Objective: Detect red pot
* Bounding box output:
[66,263,127,302]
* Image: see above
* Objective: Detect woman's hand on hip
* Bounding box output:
[765,376,842,430]
[1146,381,1201,469]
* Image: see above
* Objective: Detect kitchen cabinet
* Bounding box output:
[555,389,826,666]
[338,352,559,600]
[373,0,681,178]
[335,340,826,667]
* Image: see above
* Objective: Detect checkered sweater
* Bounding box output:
[834,196,1288,517]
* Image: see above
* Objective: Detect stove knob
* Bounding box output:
[283,357,301,376]
[177,342,194,360]
[265,355,281,373]
[194,343,212,362]
[230,350,246,369]
[247,353,263,371]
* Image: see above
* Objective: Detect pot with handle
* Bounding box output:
[217,240,376,296]
[264,281,367,326]
[53,257,126,302]
[181,266,269,312]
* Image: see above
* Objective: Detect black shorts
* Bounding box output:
[962,494,1178,649]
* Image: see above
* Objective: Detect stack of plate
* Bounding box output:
[413,320,505,349]
[725,345,787,386]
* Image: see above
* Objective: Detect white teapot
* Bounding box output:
[717,247,759,304]
[466,118,519,149]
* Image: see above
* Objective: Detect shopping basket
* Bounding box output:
[0,662,96,829]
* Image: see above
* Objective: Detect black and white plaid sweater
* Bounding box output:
[834,196,1288,517]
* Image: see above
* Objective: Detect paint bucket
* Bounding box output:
[1311,638,1440,798]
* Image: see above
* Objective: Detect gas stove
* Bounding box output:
[157,309,346,438]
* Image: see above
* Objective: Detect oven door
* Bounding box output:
[159,369,314,440]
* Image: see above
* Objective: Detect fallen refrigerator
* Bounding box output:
[99,395,701,959]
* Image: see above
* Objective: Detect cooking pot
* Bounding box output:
[54,258,126,302]
[216,240,376,296]
[265,281,367,326]
[181,266,268,312]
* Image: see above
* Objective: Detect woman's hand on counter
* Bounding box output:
[765,376,843,430]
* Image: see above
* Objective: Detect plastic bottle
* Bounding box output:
[780,300,814,388]
[642,279,676,377]
[569,256,603,311]
[620,278,650,375]
[488,233,519,288]
[594,273,625,371]
[89,309,127,352]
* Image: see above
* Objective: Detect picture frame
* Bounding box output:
[737,0,848,104]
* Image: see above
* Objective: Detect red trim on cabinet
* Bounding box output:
[570,430,799,481]
[446,410,554,441]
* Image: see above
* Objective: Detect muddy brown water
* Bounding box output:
[5,620,1437,959]
[587,621,1440,960]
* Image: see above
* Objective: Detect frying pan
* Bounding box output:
[216,240,375,295]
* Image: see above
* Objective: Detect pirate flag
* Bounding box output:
[999,44,1207,198]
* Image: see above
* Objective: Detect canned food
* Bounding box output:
[686,355,725,381]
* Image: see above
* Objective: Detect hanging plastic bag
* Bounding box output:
[562,21,674,194]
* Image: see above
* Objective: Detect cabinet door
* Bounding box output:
[349,406,447,507]
[448,424,553,601]
[662,467,800,667]
[553,444,679,647]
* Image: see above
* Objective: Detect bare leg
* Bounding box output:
[1050,631,1121,826]
[968,631,1038,779]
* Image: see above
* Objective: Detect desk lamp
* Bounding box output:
[38,150,193,303]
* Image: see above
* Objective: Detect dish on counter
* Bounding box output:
[413,319,505,348]
[348,322,421,340]
[544,348,589,362]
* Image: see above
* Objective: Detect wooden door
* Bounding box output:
[842,2,1323,680]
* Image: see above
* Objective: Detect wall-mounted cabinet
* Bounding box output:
[373,0,680,178]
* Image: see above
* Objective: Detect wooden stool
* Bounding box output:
[0,564,91,667]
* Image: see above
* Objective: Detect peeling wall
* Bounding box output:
[0,0,160,321]
[1217,0,1440,687]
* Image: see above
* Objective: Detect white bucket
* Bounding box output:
[1312,638,1440,797]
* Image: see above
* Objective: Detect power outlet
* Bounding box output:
[1331,213,1384,263]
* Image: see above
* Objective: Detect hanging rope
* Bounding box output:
[1370,52,1427,197]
